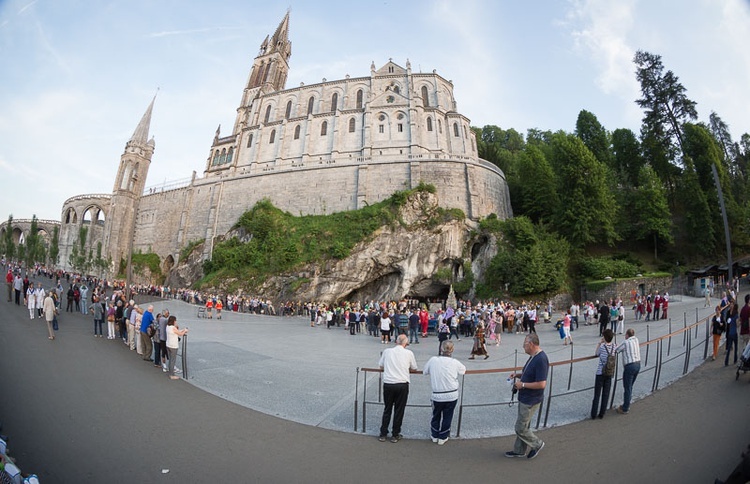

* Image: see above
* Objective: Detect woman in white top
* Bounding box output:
[26,282,36,319]
[165,315,189,380]
[379,312,392,344]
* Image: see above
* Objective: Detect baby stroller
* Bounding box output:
[736,342,750,381]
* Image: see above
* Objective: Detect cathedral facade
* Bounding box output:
[57,12,512,279]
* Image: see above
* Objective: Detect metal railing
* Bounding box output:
[354,307,716,437]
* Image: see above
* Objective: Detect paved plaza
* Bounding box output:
[1,281,749,482]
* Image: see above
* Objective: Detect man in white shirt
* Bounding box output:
[423,341,466,445]
[615,328,641,414]
[378,334,418,443]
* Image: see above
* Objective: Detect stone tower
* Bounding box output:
[103,96,156,271]
[232,11,292,134]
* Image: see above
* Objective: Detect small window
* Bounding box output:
[453,123,459,137]
[398,124,403,133]
[321,121,328,136]
[294,125,301,140]
[421,86,429,107]
[356,89,363,109]
[426,117,433,132]
[438,119,442,133]
[285,100,292,119]
[269,129,276,144]
[264,105,272,124]
[226,147,234,164]
[247,134,253,148]
[388,66,394,73]
[394,85,400,94]
[212,150,220,166]
[331,93,338,112]
[463,125,468,137]
[348,118,355,133]
[307,96,315,115]
[378,125,384,134]
[219,148,227,164]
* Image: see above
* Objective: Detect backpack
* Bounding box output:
[604,345,616,377]
[147,321,158,338]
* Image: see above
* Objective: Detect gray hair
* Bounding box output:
[440,341,454,355]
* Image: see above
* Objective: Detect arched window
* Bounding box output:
[264,105,272,124]
[269,130,276,144]
[247,133,253,148]
[285,100,292,119]
[226,147,234,164]
[331,93,338,112]
[307,96,315,115]
[294,125,301,140]
[453,123,459,137]
[212,150,220,166]
[348,118,356,133]
[438,119,442,133]
[356,89,363,109]
[463,125,468,138]
[219,148,227,164]
[421,86,429,107]
[394,85,400,94]
[426,117,433,132]
[321,121,328,136]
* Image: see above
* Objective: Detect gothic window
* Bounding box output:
[426,117,433,132]
[356,89,363,109]
[438,119,443,134]
[378,125,384,134]
[453,123,459,137]
[264,105,272,124]
[348,118,356,133]
[398,123,403,133]
[331,93,338,112]
[321,121,328,136]
[269,130,276,144]
[212,150,220,166]
[463,125,468,138]
[393,85,400,94]
[421,86,429,107]
[307,96,315,115]
[388,66,394,73]
[246,133,253,148]
[294,125,301,140]
[227,146,234,164]
[220,148,227,164]
[285,100,292,119]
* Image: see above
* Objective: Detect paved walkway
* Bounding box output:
[1,284,749,482]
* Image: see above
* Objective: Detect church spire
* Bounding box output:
[268,10,291,60]
[130,93,157,144]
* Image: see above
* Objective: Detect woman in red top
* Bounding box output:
[206,299,213,319]
[215,299,223,319]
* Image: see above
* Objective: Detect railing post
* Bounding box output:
[567,343,574,391]
[703,314,710,360]
[652,339,662,392]
[542,365,554,428]
[667,318,672,356]
[456,373,466,438]
[354,368,359,432]
[181,333,188,379]
[683,312,687,347]
[362,369,368,433]
[644,325,650,367]
[683,328,691,375]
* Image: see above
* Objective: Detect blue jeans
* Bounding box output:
[430,399,457,440]
[513,401,542,454]
[81,299,87,314]
[408,327,419,343]
[622,361,641,412]
[725,335,738,366]
[93,318,103,336]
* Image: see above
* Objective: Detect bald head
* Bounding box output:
[396,334,409,347]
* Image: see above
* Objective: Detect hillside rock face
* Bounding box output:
[169,191,499,305]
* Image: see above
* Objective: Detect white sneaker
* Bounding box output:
[437,437,449,445]
[175,368,182,374]
[431,437,438,443]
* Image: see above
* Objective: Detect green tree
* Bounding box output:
[49,225,60,266]
[611,128,644,187]
[629,165,673,259]
[675,164,714,255]
[575,110,612,167]
[69,226,90,274]
[634,50,698,160]
[24,215,43,268]
[2,215,14,261]
[513,145,559,223]
[550,133,619,247]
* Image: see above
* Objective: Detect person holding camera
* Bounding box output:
[505,333,549,460]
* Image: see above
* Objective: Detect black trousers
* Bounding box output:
[380,383,409,437]
[591,373,613,418]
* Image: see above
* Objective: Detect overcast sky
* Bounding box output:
[1,0,749,221]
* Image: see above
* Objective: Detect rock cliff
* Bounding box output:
[168,191,498,304]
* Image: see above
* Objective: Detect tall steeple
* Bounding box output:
[129,94,156,145]
[233,12,292,134]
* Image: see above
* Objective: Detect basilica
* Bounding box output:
[55,12,511,279]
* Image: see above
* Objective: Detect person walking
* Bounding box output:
[25,282,36,320]
[562,312,573,346]
[378,334,418,443]
[598,300,610,337]
[469,321,489,360]
[591,329,616,419]
[710,305,725,361]
[42,291,57,340]
[423,341,466,445]
[92,296,104,337]
[724,301,739,367]
[505,333,549,460]
[616,328,641,414]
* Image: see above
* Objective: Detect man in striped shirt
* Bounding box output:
[615,328,641,414]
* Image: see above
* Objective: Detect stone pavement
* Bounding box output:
[0,283,748,482]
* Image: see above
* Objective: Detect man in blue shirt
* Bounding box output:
[505,333,549,460]
[140,305,155,362]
